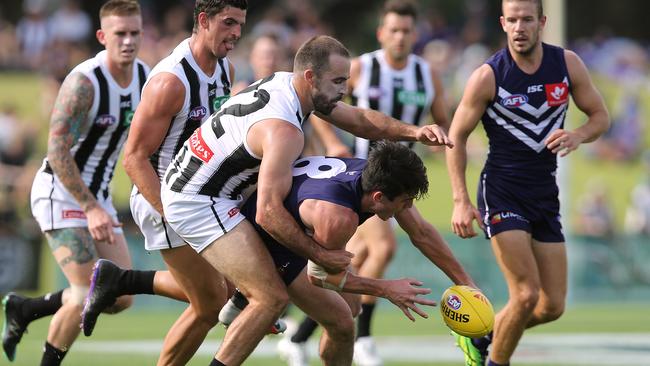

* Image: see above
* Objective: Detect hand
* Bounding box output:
[383,278,437,321]
[314,248,354,274]
[545,129,583,157]
[415,124,454,148]
[451,201,484,238]
[85,205,122,244]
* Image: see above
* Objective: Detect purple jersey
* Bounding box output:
[482,43,570,181]
[240,156,373,284]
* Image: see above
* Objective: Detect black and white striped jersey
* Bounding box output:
[352,49,435,158]
[42,50,149,200]
[147,38,233,180]
[163,72,307,200]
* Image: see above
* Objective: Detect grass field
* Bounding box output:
[3,304,649,366]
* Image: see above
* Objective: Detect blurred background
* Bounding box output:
[0,0,649,365]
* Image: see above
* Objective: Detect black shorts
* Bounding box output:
[264,239,307,286]
[476,171,564,242]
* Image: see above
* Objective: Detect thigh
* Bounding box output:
[288,268,354,327]
[200,219,286,298]
[355,216,396,253]
[45,227,98,286]
[95,233,133,269]
[532,240,567,305]
[490,230,540,291]
[162,245,228,310]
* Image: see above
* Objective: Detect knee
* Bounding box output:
[321,314,355,345]
[512,286,540,313]
[538,301,565,323]
[251,289,289,317]
[104,295,133,314]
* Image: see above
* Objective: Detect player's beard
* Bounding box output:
[312,90,337,115]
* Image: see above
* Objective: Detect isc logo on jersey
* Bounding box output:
[500,94,528,108]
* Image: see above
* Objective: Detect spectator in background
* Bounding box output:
[15,1,50,70]
[625,151,650,236]
[231,33,289,95]
[49,0,92,45]
[575,180,615,239]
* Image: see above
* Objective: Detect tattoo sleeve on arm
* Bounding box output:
[47,72,98,212]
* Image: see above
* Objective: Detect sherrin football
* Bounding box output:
[440,285,494,337]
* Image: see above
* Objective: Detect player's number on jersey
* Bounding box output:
[293,157,347,179]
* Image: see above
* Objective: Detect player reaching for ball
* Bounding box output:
[219,141,479,365]
[446,1,609,365]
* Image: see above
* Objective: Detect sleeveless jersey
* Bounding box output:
[352,49,434,158]
[240,156,374,243]
[42,50,149,199]
[147,38,232,180]
[482,43,570,180]
[164,72,308,200]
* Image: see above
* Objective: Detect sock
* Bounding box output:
[232,290,249,309]
[471,331,492,351]
[209,358,226,366]
[357,303,376,338]
[40,342,68,366]
[21,290,64,324]
[487,360,509,366]
[118,269,156,295]
[291,316,318,343]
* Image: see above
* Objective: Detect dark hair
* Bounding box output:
[100,0,141,19]
[502,0,543,18]
[293,35,350,76]
[193,0,248,32]
[362,141,428,201]
[381,0,418,22]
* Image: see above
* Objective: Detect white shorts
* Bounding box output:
[161,188,246,253]
[30,168,122,234]
[130,186,186,251]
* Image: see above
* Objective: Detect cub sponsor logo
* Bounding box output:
[189,106,208,121]
[123,110,135,127]
[212,95,230,111]
[500,94,528,108]
[227,207,240,218]
[544,82,569,106]
[95,114,116,127]
[62,210,86,219]
[189,129,213,163]
[446,294,462,310]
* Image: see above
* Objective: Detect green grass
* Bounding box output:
[2,304,648,365]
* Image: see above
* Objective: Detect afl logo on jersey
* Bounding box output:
[94,114,117,127]
[189,106,208,121]
[500,94,528,108]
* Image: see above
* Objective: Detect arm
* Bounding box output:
[316,102,452,147]
[253,121,353,273]
[47,73,119,244]
[300,200,436,320]
[123,73,184,216]
[396,206,477,287]
[545,50,610,156]
[429,67,451,132]
[446,64,494,238]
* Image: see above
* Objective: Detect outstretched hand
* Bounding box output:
[416,124,454,148]
[383,278,437,321]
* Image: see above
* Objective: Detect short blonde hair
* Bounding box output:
[99,0,141,19]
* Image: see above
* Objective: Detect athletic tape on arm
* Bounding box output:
[307,260,349,292]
